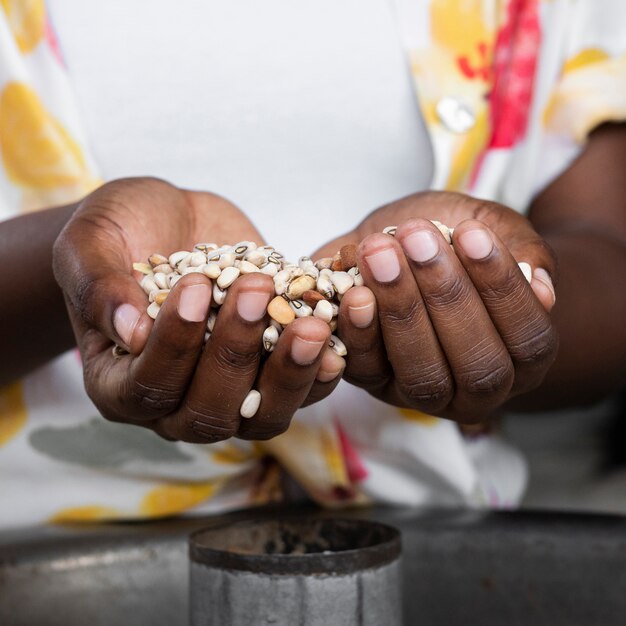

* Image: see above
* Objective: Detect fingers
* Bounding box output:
[237,317,332,439]
[346,216,557,421]
[77,273,212,426]
[337,286,394,396]
[356,221,520,422]
[452,220,558,395]
[76,268,342,443]
[301,348,346,407]
[396,220,517,420]
[122,274,213,420]
[356,229,458,415]
[477,201,558,312]
[154,273,274,442]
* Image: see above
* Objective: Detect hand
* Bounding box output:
[313,191,558,423]
[54,177,343,442]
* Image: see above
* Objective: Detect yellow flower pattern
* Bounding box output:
[0,81,87,189]
[210,442,259,465]
[50,505,121,523]
[430,0,493,59]
[543,51,626,142]
[139,480,221,518]
[0,382,27,447]
[398,407,440,427]
[261,421,359,506]
[1,0,45,53]
[409,0,497,190]
[562,48,610,75]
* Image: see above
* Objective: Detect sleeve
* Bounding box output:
[542,0,626,143]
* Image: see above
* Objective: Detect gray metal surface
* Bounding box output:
[191,559,401,626]
[1,507,625,626]
[190,518,402,625]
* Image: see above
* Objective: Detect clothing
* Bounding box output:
[47,0,434,260]
[0,0,625,528]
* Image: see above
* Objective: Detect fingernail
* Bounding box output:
[458,228,493,260]
[348,302,375,328]
[533,268,556,306]
[291,336,325,365]
[113,304,141,346]
[237,291,270,322]
[365,247,400,283]
[178,284,211,322]
[317,349,345,382]
[402,230,439,263]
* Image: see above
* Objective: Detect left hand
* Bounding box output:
[54,178,341,443]
[312,191,558,423]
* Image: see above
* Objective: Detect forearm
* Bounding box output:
[0,203,78,386]
[509,122,626,411]
[509,231,626,410]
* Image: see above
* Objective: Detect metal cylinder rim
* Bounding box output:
[189,517,401,575]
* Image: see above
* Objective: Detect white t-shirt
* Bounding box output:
[3,0,624,527]
[2,0,549,527]
[48,0,434,259]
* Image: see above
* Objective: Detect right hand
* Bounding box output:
[312,191,558,423]
[53,177,344,442]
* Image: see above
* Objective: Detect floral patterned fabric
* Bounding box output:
[0,0,624,528]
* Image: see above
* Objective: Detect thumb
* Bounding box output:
[53,221,153,354]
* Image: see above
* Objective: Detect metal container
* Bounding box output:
[189,517,402,626]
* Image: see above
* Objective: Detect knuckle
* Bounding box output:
[424,275,472,312]
[479,267,521,305]
[399,369,453,412]
[153,413,236,444]
[189,413,239,441]
[511,322,558,368]
[458,356,514,398]
[212,342,259,376]
[378,297,426,333]
[129,379,181,415]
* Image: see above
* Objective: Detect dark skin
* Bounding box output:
[0,203,77,382]
[1,178,344,442]
[315,200,557,423]
[1,123,624,439]
[51,178,345,442]
[314,123,625,417]
[524,122,626,408]
[313,123,626,416]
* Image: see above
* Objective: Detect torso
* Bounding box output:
[47,0,434,258]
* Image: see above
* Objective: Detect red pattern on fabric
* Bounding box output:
[488,0,541,149]
[336,422,368,482]
[458,41,492,82]
[45,17,65,66]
